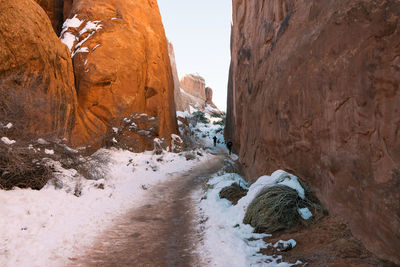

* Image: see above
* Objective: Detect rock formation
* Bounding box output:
[180,74,206,101]
[1,0,178,152]
[60,0,178,148]
[168,42,189,112]
[0,0,77,139]
[205,87,218,110]
[177,74,221,114]
[226,0,400,264]
[34,0,65,34]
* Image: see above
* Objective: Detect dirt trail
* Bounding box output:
[72,156,225,267]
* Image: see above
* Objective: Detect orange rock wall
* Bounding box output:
[0,0,77,138]
[1,0,178,151]
[34,0,65,34]
[168,42,189,112]
[226,0,400,263]
[61,0,178,147]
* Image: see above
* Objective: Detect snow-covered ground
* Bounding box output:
[194,163,304,266]
[1,108,303,267]
[0,148,211,266]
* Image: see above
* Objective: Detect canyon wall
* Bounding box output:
[1,0,177,151]
[226,0,400,263]
[168,42,189,112]
[34,0,65,34]
[0,0,77,139]
[60,0,178,148]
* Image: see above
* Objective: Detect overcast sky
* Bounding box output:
[158,0,232,111]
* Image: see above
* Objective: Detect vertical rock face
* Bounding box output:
[0,0,77,138]
[168,42,189,112]
[180,74,207,101]
[205,87,218,109]
[60,0,178,147]
[227,0,400,263]
[177,74,221,114]
[34,0,65,34]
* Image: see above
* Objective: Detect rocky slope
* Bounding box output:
[226,0,400,264]
[0,0,77,139]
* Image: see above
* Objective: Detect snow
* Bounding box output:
[112,127,119,133]
[74,47,89,55]
[60,32,77,52]
[44,149,54,155]
[0,148,212,266]
[205,104,220,113]
[273,240,297,251]
[236,170,306,219]
[60,14,83,37]
[195,170,301,266]
[5,123,13,129]
[60,18,102,57]
[1,137,16,145]
[79,21,102,36]
[92,44,101,51]
[298,207,312,220]
[37,138,49,145]
[176,110,190,118]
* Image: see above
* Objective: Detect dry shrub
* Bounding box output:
[244,185,325,234]
[0,143,52,190]
[184,151,197,161]
[219,183,248,205]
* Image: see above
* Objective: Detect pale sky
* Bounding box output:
[157,0,232,111]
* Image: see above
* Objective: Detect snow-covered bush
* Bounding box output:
[0,141,52,190]
[243,173,326,233]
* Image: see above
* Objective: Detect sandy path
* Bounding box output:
[71,156,225,267]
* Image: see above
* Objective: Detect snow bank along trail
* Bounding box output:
[71,155,225,267]
[0,149,212,266]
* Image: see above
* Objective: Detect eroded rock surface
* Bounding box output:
[0,0,77,139]
[60,0,178,148]
[34,0,65,34]
[178,74,221,113]
[226,0,400,263]
[168,42,189,112]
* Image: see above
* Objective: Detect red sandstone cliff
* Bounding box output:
[1,0,178,152]
[168,42,190,112]
[178,74,221,114]
[226,0,400,263]
[0,0,77,139]
[60,0,177,148]
[34,0,65,34]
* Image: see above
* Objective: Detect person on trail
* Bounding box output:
[226,140,233,155]
[213,136,217,147]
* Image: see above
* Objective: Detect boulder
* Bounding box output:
[0,0,77,139]
[226,0,400,263]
